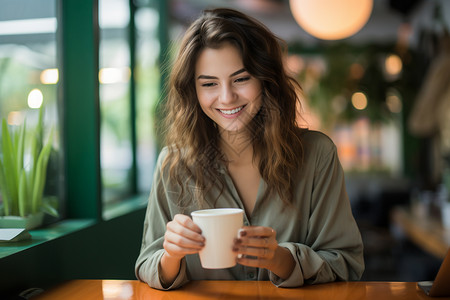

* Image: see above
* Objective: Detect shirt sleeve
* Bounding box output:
[134,149,190,290]
[269,140,364,287]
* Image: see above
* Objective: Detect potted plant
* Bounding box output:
[0,107,58,229]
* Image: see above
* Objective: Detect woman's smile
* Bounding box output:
[217,105,246,117]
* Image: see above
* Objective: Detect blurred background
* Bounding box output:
[169,0,449,282]
[0,0,450,289]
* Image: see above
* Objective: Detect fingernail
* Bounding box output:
[238,229,246,237]
[232,247,239,252]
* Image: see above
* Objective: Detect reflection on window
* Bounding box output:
[0,0,61,221]
[99,0,160,210]
[99,0,132,206]
[135,4,159,194]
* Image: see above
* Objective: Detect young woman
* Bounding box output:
[135,8,364,290]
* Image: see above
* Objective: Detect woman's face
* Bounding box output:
[195,42,262,136]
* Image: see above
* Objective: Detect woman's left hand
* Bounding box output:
[233,226,295,279]
[233,226,276,267]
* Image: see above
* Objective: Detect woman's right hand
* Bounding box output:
[163,214,205,261]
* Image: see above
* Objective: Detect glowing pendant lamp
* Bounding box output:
[289,0,373,40]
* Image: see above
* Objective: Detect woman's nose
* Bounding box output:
[219,84,236,104]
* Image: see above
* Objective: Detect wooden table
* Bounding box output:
[33,280,448,300]
[391,206,450,259]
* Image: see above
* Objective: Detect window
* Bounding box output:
[99,0,133,206]
[0,0,62,222]
[99,0,160,214]
[135,3,160,193]
[0,0,164,223]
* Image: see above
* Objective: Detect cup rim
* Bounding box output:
[191,208,243,217]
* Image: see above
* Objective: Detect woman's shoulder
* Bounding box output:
[154,146,180,174]
[294,129,339,174]
[299,129,335,147]
[155,145,193,175]
[153,146,187,185]
[155,146,170,165]
[297,128,337,157]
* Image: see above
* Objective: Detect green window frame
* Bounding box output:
[0,1,169,293]
[61,0,168,220]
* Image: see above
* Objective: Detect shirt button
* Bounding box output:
[248,272,255,279]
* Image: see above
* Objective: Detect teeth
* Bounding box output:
[219,106,244,115]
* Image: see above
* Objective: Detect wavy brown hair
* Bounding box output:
[162,8,304,207]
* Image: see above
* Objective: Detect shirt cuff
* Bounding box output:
[269,243,305,288]
[157,256,188,290]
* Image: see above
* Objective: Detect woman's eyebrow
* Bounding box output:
[230,68,246,77]
[197,74,217,80]
[197,68,247,80]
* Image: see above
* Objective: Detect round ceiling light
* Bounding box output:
[289,0,373,40]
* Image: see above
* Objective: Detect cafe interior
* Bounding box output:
[0,0,450,298]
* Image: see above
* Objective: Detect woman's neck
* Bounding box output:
[219,129,255,164]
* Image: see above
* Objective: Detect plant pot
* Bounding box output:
[0,212,44,230]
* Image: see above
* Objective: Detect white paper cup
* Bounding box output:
[191,208,244,269]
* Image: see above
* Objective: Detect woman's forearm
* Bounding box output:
[159,252,182,287]
[269,246,296,280]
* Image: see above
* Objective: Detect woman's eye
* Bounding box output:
[235,77,250,83]
[201,82,216,87]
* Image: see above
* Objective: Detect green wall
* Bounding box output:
[0,208,146,296]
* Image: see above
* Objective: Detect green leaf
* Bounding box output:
[31,130,53,213]
[27,134,38,202]
[0,159,10,215]
[36,105,43,150]
[42,196,59,217]
[18,169,27,217]
[16,120,26,182]
[31,148,46,213]
[1,119,18,214]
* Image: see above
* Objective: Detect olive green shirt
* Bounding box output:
[135,130,364,290]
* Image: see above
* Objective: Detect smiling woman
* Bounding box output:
[135,7,364,291]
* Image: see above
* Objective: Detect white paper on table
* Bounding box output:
[0,228,31,242]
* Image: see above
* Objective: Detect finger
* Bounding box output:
[163,240,202,258]
[173,214,202,233]
[168,216,205,243]
[239,226,276,239]
[236,244,275,259]
[167,222,205,243]
[236,255,272,269]
[236,236,277,251]
[165,230,205,249]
